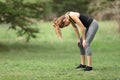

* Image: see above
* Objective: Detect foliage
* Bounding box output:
[88,0,120,32]
[0,0,119,42]
[52,0,91,16]
[0,0,44,42]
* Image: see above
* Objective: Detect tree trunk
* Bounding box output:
[118,21,120,32]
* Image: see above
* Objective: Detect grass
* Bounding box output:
[0,21,120,80]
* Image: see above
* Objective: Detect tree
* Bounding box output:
[112,0,120,32]
[88,0,120,32]
[0,0,44,41]
[52,0,91,16]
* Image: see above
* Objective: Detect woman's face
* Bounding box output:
[63,18,70,27]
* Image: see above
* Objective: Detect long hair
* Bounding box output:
[53,15,65,39]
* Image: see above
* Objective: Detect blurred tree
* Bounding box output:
[88,0,120,32]
[0,0,44,42]
[52,0,91,16]
[112,0,120,32]
[88,0,115,20]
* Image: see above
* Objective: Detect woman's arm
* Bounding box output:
[69,12,86,48]
[70,15,85,41]
[71,22,80,42]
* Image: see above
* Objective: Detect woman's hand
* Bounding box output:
[77,39,81,47]
[82,40,87,48]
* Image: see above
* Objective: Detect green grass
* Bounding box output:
[0,21,120,80]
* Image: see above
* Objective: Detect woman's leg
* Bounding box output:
[77,20,98,70]
[80,55,85,65]
[87,56,92,66]
[76,38,86,69]
[85,19,98,67]
[79,38,85,65]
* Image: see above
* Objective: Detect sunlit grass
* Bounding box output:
[0,21,120,80]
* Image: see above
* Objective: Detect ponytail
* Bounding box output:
[53,18,63,39]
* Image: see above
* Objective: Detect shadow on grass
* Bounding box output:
[0,43,9,51]
[0,41,61,52]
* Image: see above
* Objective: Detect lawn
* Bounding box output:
[0,21,120,80]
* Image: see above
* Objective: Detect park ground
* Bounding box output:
[0,21,120,80]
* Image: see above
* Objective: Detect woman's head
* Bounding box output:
[54,15,70,28]
[53,15,70,39]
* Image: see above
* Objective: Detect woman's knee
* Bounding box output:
[78,43,85,55]
[85,46,92,56]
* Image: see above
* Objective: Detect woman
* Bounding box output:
[53,11,98,71]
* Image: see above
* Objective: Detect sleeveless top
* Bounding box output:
[67,12,93,28]
[79,14,93,28]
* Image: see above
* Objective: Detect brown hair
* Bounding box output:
[53,15,65,39]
